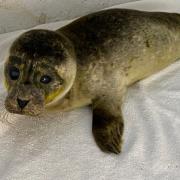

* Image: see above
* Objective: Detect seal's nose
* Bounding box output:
[17,98,29,109]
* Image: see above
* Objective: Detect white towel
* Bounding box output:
[0,0,180,179]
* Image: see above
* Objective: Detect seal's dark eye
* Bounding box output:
[9,67,20,80]
[40,75,52,84]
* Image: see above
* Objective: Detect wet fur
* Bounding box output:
[4,9,180,153]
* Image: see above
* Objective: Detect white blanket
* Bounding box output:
[0,0,135,34]
[0,0,180,179]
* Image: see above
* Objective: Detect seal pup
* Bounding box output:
[4,9,180,153]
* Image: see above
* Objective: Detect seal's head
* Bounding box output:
[4,29,76,116]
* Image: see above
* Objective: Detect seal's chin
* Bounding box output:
[5,107,43,116]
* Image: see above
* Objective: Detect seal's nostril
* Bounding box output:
[17,98,29,109]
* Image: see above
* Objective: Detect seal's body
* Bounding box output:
[4,9,180,153]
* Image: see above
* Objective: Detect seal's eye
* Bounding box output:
[9,67,20,80]
[40,75,52,84]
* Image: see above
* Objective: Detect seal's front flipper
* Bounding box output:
[92,104,124,154]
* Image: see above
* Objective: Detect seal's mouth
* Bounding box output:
[4,84,45,116]
[5,106,42,116]
[5,97,44,116]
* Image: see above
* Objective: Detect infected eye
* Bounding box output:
[40,75,52,84]
[9,67,20,80]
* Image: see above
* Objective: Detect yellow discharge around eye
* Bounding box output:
[45,88,64,104]
[3,79,9,90]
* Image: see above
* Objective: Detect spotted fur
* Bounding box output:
[4,9,180,153]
